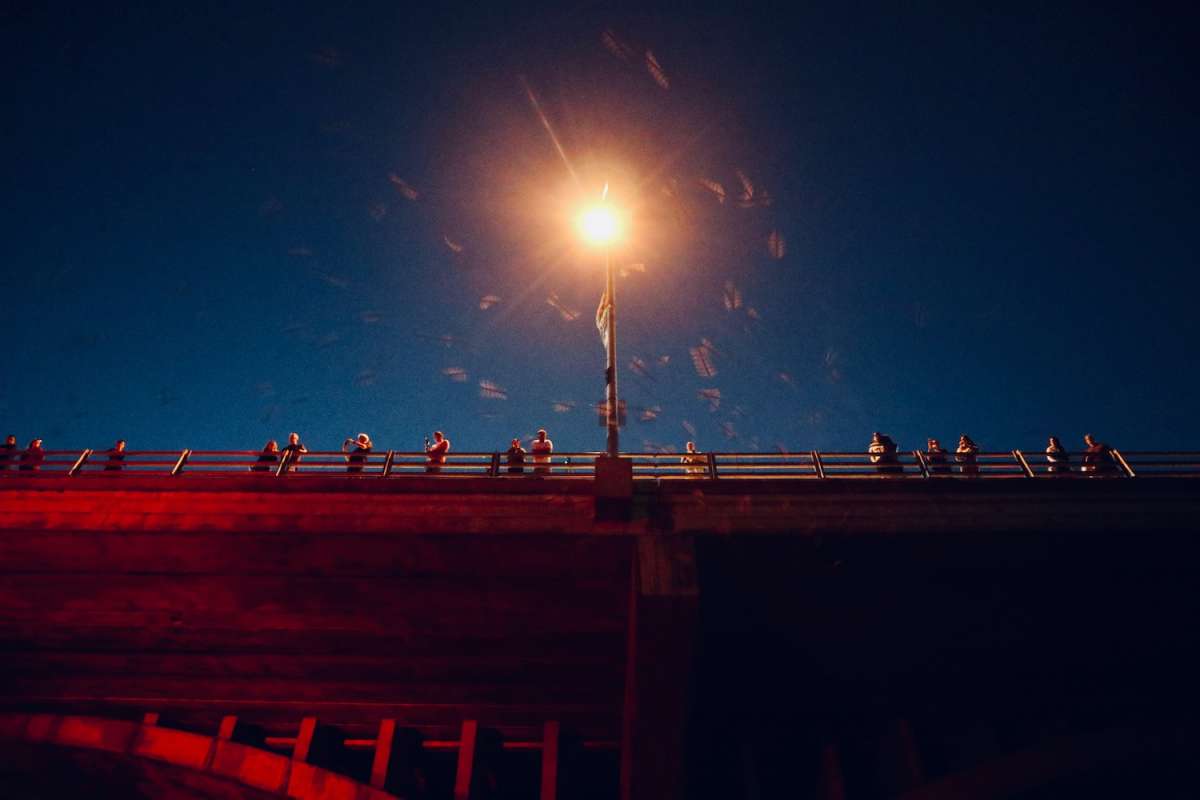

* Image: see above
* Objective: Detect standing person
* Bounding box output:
[282,432,308,473]
[956,434,980,477]
[868,432,901,475]
[925,438,951,475]
[0,434,17,470]
[425,430,450,474]
[505,438,526,474]
[19,439,45,472]
[1046,436,1069,475]
[1082,433,1116,474]
[251,440,279,472]
[681,441,706,477]
[531,429,553,475]
[343,433,372,474]
[103,439,127,472]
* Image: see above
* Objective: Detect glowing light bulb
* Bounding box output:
[578,205,619,246]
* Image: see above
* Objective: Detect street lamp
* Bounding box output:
[577,203,621,458]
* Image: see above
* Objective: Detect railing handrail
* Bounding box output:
[4,448,1199,480]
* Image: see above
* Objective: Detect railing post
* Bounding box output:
[275,449,292,477]
[811,450,826,479]
[1112,449,1136,478]
[706,452,719,480]
[1013,450,1036,478]
[170,449,190,476]
[68,449,92,477]
[913,450,929,479]
[489,452,500,477]
[382,450,395,477]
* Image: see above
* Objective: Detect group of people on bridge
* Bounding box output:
[250,429,558,474]
[867,432,1118,475]
[0,436,126,472]
[2,429,1120,477]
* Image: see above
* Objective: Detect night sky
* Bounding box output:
[3,2,1197,455]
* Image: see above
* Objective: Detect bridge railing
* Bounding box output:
[2,450,89,475]
[709,452,821,478]
[813,451,925,478]
[279,450,398,477]
[919,451,1029,479]
[4,449,1199,480]
[1104,451,1200,478]
[73,450,194,475]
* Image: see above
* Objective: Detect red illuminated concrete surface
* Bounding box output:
[2,473,1199,798]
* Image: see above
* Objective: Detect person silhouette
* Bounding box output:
[343,433,372,474]
[505,438,526,475]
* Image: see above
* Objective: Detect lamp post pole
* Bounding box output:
[605,248,619,458]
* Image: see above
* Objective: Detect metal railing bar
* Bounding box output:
[1111,449,1136,478]
[67,449,92,477]
[170,450,190,476]
[913,450,930,478]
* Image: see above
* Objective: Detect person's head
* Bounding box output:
[289,432,300,445]
[511,438,521,448]
[871,432,882,443]
[28,438,42,449]
[537,429,547,442]
[686,441,697,453]
[959,434,972,445]
[5,434,15,446]
[264,440,278,452]
[928,438,940,449]
[114,439,126,452]
[433,431,444,442]
[1083,433,1096,446]
[1048,436,1061,449]
[357,433,371,446]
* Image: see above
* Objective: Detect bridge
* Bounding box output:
[2,449,1199,798]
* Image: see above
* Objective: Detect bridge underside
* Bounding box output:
[1,476,1198,798]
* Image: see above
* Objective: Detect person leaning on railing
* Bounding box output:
[956,434,980,476]
[251,440,279,473]
[19,438,45,471]
[425,431,450,474]
[681,441,706,477]
[1081,433,1116,475]
[103,439,127,471]
[505,438,526,474]
[282,432,308,472]
[1046,436,1069,474]
[869,432,902,475]
[0,434,17,470]
[532,429,553,475]
[926,438,951,475]
[343,433,372,473]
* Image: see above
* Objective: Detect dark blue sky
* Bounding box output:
[3,2,1197,454]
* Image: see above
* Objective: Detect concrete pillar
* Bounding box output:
[620,535,699,800]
